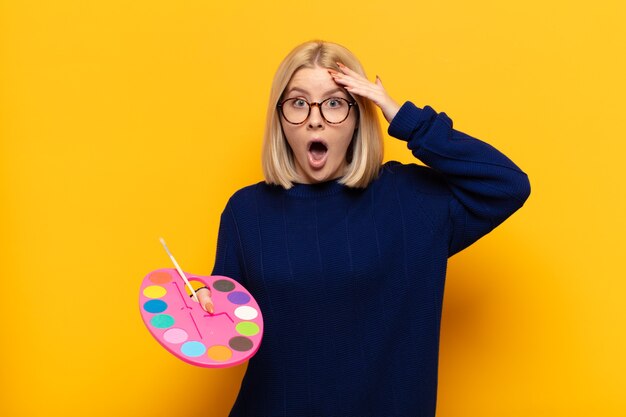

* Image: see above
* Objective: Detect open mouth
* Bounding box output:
[308,140,328,161]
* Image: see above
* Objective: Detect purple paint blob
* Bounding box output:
[227,291,250,305]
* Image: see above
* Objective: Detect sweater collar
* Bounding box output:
[285,179,346,198]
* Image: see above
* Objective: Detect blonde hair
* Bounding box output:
[262,40,383,189]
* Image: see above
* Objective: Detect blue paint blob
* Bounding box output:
[143,299,167,313]
[181,341,206,357]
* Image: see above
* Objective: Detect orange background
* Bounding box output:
[1,0,625,416]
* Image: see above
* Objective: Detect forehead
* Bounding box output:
[286,66,337,94]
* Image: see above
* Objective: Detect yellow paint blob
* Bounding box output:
[143,285,167,299]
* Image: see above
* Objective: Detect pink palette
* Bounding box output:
[139,268,263,368]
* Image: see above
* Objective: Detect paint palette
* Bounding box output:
[139,268,263,368]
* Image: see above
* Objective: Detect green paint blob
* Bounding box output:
[235,321,260,336]
[151,314,175,329]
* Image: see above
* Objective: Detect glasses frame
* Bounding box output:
[277,97,358,125]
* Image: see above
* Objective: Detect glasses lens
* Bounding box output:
[281,98,309,124]
[280,97,353,124]
[320,98,351,124]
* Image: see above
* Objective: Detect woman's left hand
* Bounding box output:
[329,63,401,124]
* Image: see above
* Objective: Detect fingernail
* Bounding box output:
[205,302,214,314]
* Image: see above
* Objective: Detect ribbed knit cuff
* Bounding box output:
[387,101,433,142]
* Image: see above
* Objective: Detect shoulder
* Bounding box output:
[378,161,451,196]
[224,181,282,213]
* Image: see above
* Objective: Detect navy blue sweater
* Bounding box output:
[212,102,531,417]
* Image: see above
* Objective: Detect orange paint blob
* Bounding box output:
[207,345,233,362]
[149,271,172,284]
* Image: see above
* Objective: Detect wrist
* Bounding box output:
[382,99,401,124]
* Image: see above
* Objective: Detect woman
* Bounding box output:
[198,40,530,417]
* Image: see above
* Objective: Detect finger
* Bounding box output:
[344,85,381,102]
[343,81,385,101]
[328,72,363,96]
[333,64,370,85]
[329,71,374,92]
[196,287,215,314]
[336,62,362,78]
[330,67,377,87]
[329,69,391,107]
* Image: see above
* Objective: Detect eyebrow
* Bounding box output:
[285,86,348,98]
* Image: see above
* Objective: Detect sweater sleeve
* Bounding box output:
[388,101,531,256]
[211,201,246,283]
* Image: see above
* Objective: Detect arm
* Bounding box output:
[211,201,245,281]
[197,201,245,312]
[388,102,531,255]
[330,65,531,256]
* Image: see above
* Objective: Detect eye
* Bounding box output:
[292,98,308,108]
[326,98,345,108]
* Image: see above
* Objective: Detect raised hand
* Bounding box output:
[328,62,401,124]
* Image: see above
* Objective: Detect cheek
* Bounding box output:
[340,122,358,145]
[281,125,302,150]
[345,114,358,137]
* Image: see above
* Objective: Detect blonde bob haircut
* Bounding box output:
[262,40,384,189]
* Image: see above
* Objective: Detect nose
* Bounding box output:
[307,103,324,129]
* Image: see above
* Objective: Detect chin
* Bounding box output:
[308,168,341,184]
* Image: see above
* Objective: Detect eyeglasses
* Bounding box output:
[277,97,357,125]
